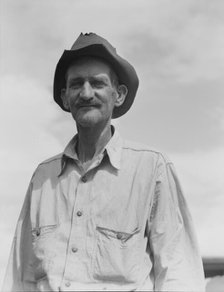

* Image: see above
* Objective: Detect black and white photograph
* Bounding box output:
[1,0,224,291]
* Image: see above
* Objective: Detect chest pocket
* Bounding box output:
[92,226,142,283]
[32,225,58,241]
[31,225,58,281]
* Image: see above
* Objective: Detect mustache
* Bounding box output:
[76,101,100,107]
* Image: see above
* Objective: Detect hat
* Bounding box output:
[53,33,139,118]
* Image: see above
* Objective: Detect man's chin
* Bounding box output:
[73,112,102,128]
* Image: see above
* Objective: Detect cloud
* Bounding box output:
[0,75,62,159]
[2,0,224,82]
[117,83,224,153]
[170,147,224,256]
[124,2,224,84]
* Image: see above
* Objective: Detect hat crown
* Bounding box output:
[71,32,117,54]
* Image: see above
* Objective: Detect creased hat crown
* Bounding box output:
[71,33,116,52]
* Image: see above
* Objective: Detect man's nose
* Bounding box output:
[79,82,94,100]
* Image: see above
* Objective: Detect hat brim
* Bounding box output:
[53,44,139,118]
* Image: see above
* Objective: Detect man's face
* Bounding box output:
[61,57,122,128]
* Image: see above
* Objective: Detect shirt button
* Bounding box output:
[65,281,71,287]
[81,175,87,182]
[77,210,82,217]
[116,233,122,240]
[72,247,78,253]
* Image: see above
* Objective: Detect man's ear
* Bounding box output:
[114,85,128,108]
[61,89,70,110]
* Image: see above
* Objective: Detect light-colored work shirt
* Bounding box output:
[3,128,205,291]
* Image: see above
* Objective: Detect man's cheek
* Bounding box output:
[68,97,78,109]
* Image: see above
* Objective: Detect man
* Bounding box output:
[3,33,205,291]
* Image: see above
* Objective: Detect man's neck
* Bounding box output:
[76,122,112,164]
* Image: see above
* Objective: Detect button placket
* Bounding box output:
[116,233,123,240]
[63,170,93,283]
[65,281,71,287]
[81,175,87,182]
[76,210,83,217]
[71,246,78,253]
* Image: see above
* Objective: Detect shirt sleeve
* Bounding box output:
[2,179,37,292]
[148,154,205,291]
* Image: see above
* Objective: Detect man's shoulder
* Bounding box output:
[122,139,160,155]
[122,139,171,163]
[33,153,63,178]
[28,153,63,184]
[38,153,63,167]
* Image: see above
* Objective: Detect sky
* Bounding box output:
[1,0,224,287]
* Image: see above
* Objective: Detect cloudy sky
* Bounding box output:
[1,0,224,286]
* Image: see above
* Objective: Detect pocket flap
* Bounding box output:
[32,224,57,240]
[96,226,140,242]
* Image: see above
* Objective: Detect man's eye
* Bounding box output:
[91,81,105,88]
[69,82,82,89]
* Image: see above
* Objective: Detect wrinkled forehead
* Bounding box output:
[66,56,117,80]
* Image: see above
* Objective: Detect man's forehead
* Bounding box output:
[67,56,113,75]
[68,56,112,70]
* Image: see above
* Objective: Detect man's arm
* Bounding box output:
[2,181,37,292]
[149,155,205,291]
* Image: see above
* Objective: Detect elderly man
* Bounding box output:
[3,33,205,291]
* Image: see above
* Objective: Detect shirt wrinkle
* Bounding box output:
[2,128,205,292]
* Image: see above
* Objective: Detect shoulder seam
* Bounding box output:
[122,146,173,164]
[122,145,162,155]
[38,154,63,167]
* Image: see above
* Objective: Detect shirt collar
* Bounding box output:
[58,126,123,176]
[104,127,122,170]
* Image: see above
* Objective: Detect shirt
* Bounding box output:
[2,128,205,291]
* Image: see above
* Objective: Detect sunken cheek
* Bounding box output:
[66,90,82,105]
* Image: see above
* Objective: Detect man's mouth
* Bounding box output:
[78,104,99,108]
